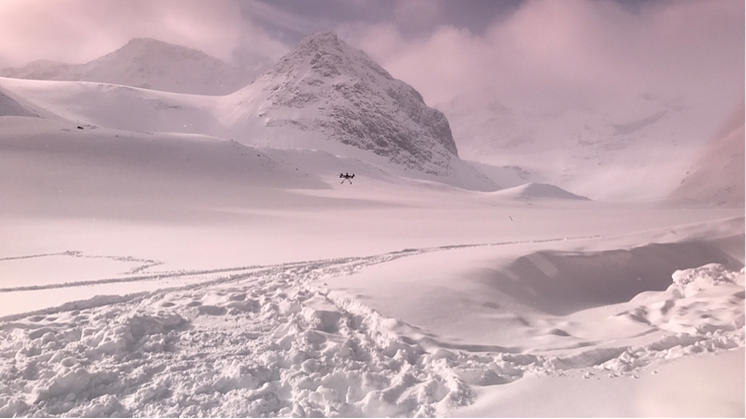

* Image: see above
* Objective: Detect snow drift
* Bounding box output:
[490,182,588,201]
[0,87,36,117]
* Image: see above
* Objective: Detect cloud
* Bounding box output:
[0,0,285,66]
[1,0,741,120]
[340,0,743,115]
[393,0,445,34]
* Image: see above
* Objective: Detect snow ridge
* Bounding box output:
[0,38,254,95]
[492,182,589,200]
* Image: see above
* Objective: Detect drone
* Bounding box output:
[339,172,355,184]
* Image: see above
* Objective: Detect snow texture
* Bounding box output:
[0,244,742,417]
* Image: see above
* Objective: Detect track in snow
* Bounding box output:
[0,239,742,417]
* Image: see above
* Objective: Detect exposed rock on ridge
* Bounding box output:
[228,32,459,175]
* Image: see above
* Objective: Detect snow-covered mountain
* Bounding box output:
[438,91,696,164]
[435,93,533,158]
[436,91,725,201]
[671,105,745,206]
[0,35,497,190]
[219,33,461,176]
[0,38,256,95]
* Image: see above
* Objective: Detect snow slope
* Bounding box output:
[437,91,725,201]
[0,87,36,117]
[490,182,589,201]
[671,105,745,206]
[0,116,334,222]
[0,38,255,95]
[0,77,222,135]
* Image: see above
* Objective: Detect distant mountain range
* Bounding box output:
[0,33,497,191]
[435,89,736,201]
[1,33,737,202]
[0,38,257,95]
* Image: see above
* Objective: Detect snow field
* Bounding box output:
[1,121,742,416]
[0,241,743,417]
[0,251,476,417]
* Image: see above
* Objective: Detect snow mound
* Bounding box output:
[669,263,745,298]
[500,240,740,316]
[0,38,255,95]
[492,182,589,200]
[467,161,539,189]
[619,263,745,336]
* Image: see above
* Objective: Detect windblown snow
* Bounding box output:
[0,32,743,417]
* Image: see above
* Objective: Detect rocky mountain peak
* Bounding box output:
[267,32,394,84]
[100,38,212,63]
[238,32,459,174]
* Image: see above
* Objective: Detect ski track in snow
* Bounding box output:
[0,251,163,284]
[0,238,743,417]
[0,238,585,295]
